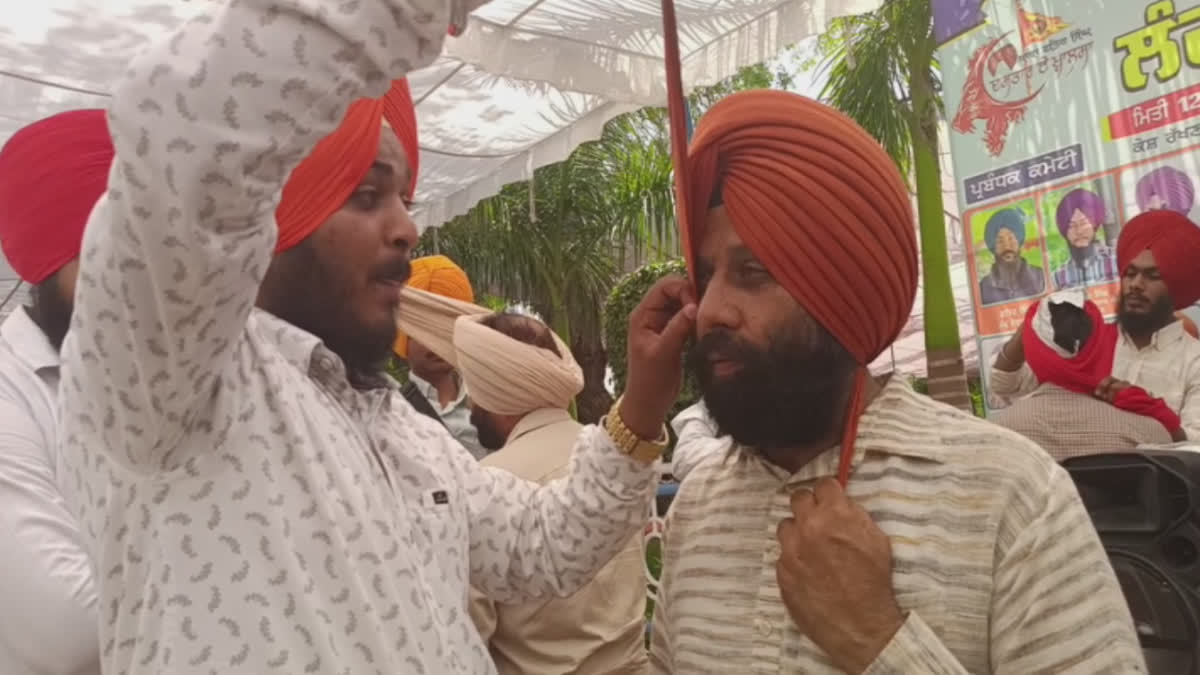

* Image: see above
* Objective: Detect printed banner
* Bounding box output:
[935,0,1200,412]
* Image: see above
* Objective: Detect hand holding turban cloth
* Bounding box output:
[1117,210,1200,309]
[0,109,114,284]
[275,79,419,252]
[394,255,475,359]
[677,90,917,485]
[1022,291,1181,434]
[396,287,584,415]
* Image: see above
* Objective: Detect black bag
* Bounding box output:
[1064,452,1200,675]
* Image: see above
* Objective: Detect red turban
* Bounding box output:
[679,90,917,484]
[275,79,419,252]
[1116,210,1200,309]
[1022,297,1181,434]
[0,109,114,284]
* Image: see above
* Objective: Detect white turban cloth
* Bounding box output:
[397,286,584,415]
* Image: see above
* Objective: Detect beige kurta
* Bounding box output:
[649,378,1145,674]
[470,408,649,675]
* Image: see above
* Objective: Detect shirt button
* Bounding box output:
[755,618,773,636]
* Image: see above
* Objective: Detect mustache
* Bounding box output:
[372,258,411,284]
[688,330,755,369]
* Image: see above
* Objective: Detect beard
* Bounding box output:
[1116,289,1174,337]
[470,407,508,451]
[264,240,408,389]
[687,318,858,452]
[30,275,74,352]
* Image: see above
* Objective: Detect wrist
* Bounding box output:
[836,606,905,674]
[618,389,667,441]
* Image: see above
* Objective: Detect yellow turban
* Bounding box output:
[395,255,474,358]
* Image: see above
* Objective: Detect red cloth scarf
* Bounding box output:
[0,109,114,284]
[1021,300,1181,434]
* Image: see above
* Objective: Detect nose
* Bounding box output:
[385,198,419,252]
[695,276,741,337]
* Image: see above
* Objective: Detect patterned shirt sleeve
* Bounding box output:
[1177,374,1200,440]
[459,425,657,604]
[60,0,480,474]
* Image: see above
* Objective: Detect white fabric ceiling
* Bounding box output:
[0,0,882,322]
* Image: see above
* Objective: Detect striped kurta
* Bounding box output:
[649,378,1146,674]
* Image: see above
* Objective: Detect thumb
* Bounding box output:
[657,303,697,354]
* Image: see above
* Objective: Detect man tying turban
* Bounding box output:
[992,209,1200,439]
[992,291,1177,458]
[647,90,1141,673]
[977,206,1045,305]
[394,255,485,457]
[0,109,109,675]
[55,2,687,673]
[448,310,648,675]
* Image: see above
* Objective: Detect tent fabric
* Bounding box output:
[0,0,881,320]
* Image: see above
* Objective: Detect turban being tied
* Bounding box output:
[1022,291,1181,434]
[679,90,918,484]
[394,255,475,359]
[275,79,419,252]
[396,287,584,415]
[0,109,114,284]
[1117,210,1200,309]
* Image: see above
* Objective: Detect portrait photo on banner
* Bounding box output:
[1039,177,1120,291]
[971,198,1047,307]
[1118,157,1200,224]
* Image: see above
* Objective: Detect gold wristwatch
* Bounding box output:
[603,396,669,464]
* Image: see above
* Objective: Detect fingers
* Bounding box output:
[656,302,697,353]
[633,275,693,328]
[789,486,816,516]
[812,477,844,504]
[776,516,796,542]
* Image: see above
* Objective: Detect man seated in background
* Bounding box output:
[396,254,486,457]
[463,312,648,675]
[669,400,730,482]
[991,210,1200,438]
[0,109,111,675]
[991,291,1178,460]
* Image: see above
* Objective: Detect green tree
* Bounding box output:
[809,0,972,410]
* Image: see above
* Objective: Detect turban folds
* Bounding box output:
[0,109,114,284]
[396,287,583,415]
[1022,292,1181,434]
[1116,210,1200,309]
[275,79,419,252]
[678,90,917,484]
[394,255,475,358]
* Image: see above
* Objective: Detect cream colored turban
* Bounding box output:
[397,286,584,415]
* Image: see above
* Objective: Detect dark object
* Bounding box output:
[431,490,449,506]
[1064,452,1200,674]
[401,381,446,428]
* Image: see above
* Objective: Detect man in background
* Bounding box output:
[0,109,109,675]
[465,312,648,675]
[396,254,486,457]
[991,210,1200,438]
[1051,188,1117,289]
[978,207,1045,305]
[991,291,1177,459]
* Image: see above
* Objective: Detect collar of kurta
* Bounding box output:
[0,306,59,373]
[506,408,574,445]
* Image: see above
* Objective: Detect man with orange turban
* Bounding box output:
[394,255,485,457]
[648,91,1141,673]
[0,109,111,675]
[54,2,685,674]
[992,210,1200,439]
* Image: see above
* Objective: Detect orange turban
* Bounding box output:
[275,79,419,252]
[0,109,114,284]
[679,90,917,484]
[394,255,474,358]
[1117,210,1200,310]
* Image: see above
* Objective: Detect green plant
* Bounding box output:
[603,259,699,420]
